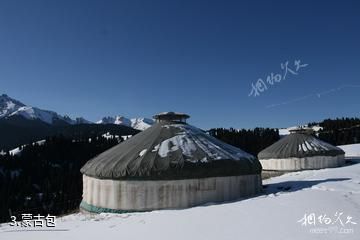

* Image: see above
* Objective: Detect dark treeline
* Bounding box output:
[311,117,360,145]
[209,128,280,156]
[0,115,138,150]
[0,135,120,223]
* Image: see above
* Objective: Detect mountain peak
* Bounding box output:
[0,94,91,125]
[1,94,153,130]
[0,94,26,118]
[97,116,154,130]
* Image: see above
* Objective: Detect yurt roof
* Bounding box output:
[81,121,260,180]
[258,133,345,160]
[153,112,190,123]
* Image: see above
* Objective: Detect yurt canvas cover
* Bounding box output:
[258,133,345,171]
[258,133,344,159]
[81,122,261,180]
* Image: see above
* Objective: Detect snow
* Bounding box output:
[0,94,91,125]
[312,126,323,132]
[0,94,26,117]
[9,147,22,156]
[279,126,304,136]
[6,101,15,111]
[2,94,154,129]
[121,135,132,141]
[11,106,53,124]
[338,144,360,158]
[97,116,130,125]
[305,141,313,151]
[279,128,291,136]
[96,117,113,124]
[279,125,323,136]
[139,149,147,157]
[9,140,46,156]
[97,116,127,125]
[100,133,132,141]
[36,140,46,145]
[151,144,160,152]
[97,116,154,130]
[102,132,120,140]
[1,160,359,240]
[301,143,308,152]
[130,118,154,131]
[156,134,197,159]
[114,116,132,126]
[155,124,254,162]
[297,137,338,154]
[312,138,331,150]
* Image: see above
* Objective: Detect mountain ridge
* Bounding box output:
[96,116,154,130]
[0,94,154,130]
[0,94,90,125]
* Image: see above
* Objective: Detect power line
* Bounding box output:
[266,84,360,108]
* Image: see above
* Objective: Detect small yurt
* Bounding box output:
[258,128,345,171]
[80,112,262,213]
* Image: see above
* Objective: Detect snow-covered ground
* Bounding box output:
[338,144,360,158]
[1,145,359,240]
[9,140,46,156]
[101,132,132,141]
[1,161,359,239]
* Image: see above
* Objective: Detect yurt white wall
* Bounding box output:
[260,154,345,171]
[82,174,262,211]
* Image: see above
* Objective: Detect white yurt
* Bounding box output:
[258,129,345,171]
[80,112,262,213]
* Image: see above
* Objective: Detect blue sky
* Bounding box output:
[1,0,359,129]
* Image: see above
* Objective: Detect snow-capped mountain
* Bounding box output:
[0,94,90,125]
[96,116,132,126]
[1,94,153,130]
[64,116,93,125]
[0,94,26,118]
[97,116,154,130]
[130,117,154,131]
[9,106,63,124]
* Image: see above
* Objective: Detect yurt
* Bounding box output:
[80,112,262,213]
[258,128,345,171]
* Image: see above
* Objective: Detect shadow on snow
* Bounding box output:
[263,178,351,194]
